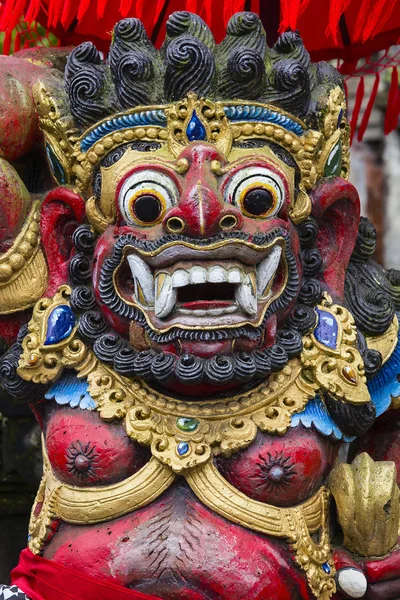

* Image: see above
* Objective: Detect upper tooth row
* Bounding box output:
[167,266,245,288]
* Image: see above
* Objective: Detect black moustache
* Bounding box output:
[111,227,291,255]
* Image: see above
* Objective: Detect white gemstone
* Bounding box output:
[337,568,367,598]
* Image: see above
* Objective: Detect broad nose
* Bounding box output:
[163,144,242,237]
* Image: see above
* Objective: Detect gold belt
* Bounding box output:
[29,445,335,599]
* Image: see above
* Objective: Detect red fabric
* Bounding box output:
[2,0,400,63]
[326,0,351,44]
[11,548,162,600]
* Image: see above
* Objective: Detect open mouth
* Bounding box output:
[114,238,287,332]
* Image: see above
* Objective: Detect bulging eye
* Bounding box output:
[224,167,285,219]
[118,169,179,226]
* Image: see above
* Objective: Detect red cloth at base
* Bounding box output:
[11,548,162,600]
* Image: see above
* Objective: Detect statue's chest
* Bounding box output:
[43,404,151,486]
[215,426,339,506]
[43,401,338,508]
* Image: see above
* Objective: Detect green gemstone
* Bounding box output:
[324,141,342,177]
[176,417,199,432]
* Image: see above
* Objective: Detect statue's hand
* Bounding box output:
[330,452,400,557]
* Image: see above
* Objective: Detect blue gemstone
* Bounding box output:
[314,309,339,350]
[44,305,75,346]
[186,111,207,141]
[322,562,331,574]
[337,108,343,128]
[177,442,189,456]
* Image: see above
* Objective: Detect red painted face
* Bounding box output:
[91,141,302,387]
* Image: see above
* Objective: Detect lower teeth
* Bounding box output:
[178,305,238,317]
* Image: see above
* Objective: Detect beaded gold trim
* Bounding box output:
[0,201,48,314]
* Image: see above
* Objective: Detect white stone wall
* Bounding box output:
[384,131,400,269]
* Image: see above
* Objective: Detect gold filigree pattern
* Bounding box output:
[165,93,232,157]
[18,290,378,473]
[288,498,336,599]
[35,83,349,227]
[317,86,350,180]
[83,358,308,473]
[33,81,79,186]
[299,294,371,406]
[28,452,58,554]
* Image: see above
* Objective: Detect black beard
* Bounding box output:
[67,227,316,388]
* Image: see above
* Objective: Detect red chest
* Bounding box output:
[44,405,150,486]
[215,427,339,506]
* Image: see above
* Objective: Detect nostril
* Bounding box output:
[166,216,185,233]
[219,214,238,230]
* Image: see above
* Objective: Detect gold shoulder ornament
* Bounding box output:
[0,200,48,314]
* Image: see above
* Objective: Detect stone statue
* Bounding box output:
[0,11,400,600]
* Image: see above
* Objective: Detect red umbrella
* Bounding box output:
[1,0,400,138]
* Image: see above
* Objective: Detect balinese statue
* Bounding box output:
[1,11,400,600]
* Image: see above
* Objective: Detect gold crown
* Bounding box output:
[34,83,349,228]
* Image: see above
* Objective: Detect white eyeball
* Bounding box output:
[224,166,286,218]
[118,169,179,226]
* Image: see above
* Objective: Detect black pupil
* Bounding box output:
[133,194,162,223]
[243,187,274,216]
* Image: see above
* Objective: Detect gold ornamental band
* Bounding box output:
[49,456,176,525]
[38,445,327,539]
[185,461,327,540]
